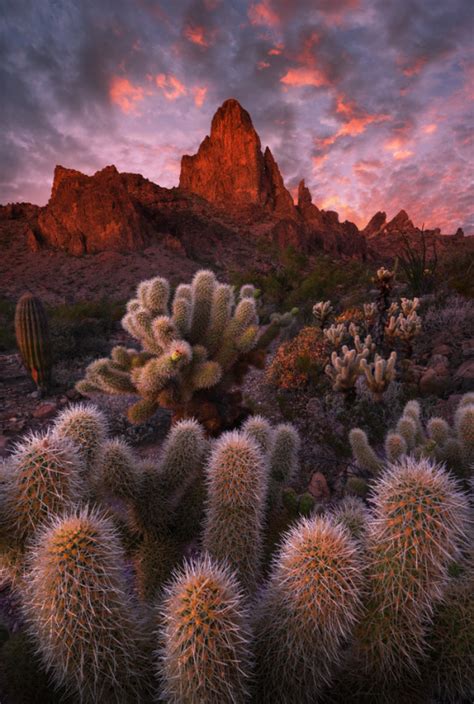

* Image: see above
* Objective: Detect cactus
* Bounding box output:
[241,415,274,455]
[349,428,383,475]
[323,323,346,347]
[0,430,85,588]
[424,573,474,703]
[157,418,208,497]
[77,271,292,430]
[255,516,363,703]
[23,508,150,703]
[350,395,474,483]
[360,351,397,401]
[94,437,140,501]
[325,345,369,393]
[53,403,107,475]
[268,423,300,508]
[332,496,369,542]
[352,457,469,686]
[312,300,333,329]
[157,555,252,704]
[203,431,267,591]
[14,292,52,392]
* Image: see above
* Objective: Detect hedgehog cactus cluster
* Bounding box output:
[0,396,472,703]
[76,271,292,431]
[350,394,474,481]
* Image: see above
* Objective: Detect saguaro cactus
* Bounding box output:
[14,292,52,392]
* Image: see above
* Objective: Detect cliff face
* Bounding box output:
[37,165,151,255]
[179,98,295,218]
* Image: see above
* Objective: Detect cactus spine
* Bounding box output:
[23,509,149,703]
[203,431,268,591]
[352,457,469,686]
[53,403,107,476]
[255,516,363,703]
[14,292,52,391]
[157,555,253,703]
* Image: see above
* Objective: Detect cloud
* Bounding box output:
[280,67,328,87]
[109,76,145,113]
[193,85,208,107]
[155,74,187,100]
[248,2,280,27]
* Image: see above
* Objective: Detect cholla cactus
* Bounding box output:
[363,302,377,327]
[157,555,252,704]
[53,403,107,474]
[312,300,333,329]
[255,516,363,703]
[349,428,383,476]
[331,496,369,542]
[353,333,375,355]
[94,437,139,501]
[323,323,346,347]
[203,431,267,591]
[349,395,474,482]
[1,430,84,588]
[325,345,369,393]
[400,297,420,315]
[360,351,397,401]
[23,508,149,703]
[77,271,291,429]
[353,457,469,686]
[424,573,474,703]
[242,415,274,455]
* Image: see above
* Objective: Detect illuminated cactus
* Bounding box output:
[325,345,369,393]
[255,516,363,703]
[77,271,292,430]
[360,351,397,401]
[323,323,346,347]
[312,300,333,329]
[23,509,150,703]
[53,403,107,475]
[157,418,208,497]
[157,555,252,704]
[0,430,84,588]
[14,292,52,392]
[203,431,267,591]
[455,401,474,468]
[352,457,469,687]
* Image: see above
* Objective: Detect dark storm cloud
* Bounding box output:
[0,0,472,232]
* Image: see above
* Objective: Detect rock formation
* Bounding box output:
[180,98,295,217]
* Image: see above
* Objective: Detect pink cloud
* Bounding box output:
[268,43,284,55]
[423,123,437,134]
[155,74,187,100]
[109,76,144,114]
[192,86,208,108]
[183,24,213,48]
[258,60,271,70]
[248,1,280,27]
[280,66,328,87]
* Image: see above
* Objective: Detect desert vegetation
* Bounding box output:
[0,258,473,704]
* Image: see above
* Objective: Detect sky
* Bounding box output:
[1,0,473,233]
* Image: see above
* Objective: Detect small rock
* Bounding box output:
[29,390,40,399]
[428,354,450,370]
[461,340,474,357]
[454,359,474,391]
[419,368,450,396]
[33,402,57,420]
[307,471,330,502]
[432,344,452,356]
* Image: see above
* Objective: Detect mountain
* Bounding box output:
[0,97,468,304]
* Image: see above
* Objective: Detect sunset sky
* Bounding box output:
[1,0,473,233]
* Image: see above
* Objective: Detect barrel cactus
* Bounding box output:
[14,292,52,392]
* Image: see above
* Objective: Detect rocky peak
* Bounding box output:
[297,179,313,210]
[362,211,387,238]
[179,98,295,216]
[386,209,414,232]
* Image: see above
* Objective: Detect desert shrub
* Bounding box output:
[437,246,474,297]
[266,327,331,390]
